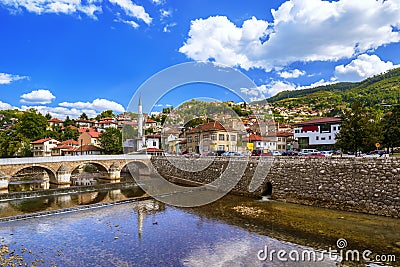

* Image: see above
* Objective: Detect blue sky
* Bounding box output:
[1,0,400,119]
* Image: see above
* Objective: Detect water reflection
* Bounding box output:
[0,186,146,218]
[6,165,134,193]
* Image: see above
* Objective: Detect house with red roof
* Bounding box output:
[184,121,240,154]
[30,138,59,157]
[47,118,63,131]
[78,129,101,147]
[51,139,80,156]
[294,117,342,149]
[64,144,103,156]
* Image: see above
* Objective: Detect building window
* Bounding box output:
[295,129,300,133]
[226,134,229,141]
[153,141,157,146]
[329,136,332,140]
[333,126,336,131]
[203,134,209,139]
[321,137,326,140]
[188,136,192,143]
[219,134,225,141]
[278,138,281,142]
[316,136,319,140]
[218,145,224,151]
[211,134,217,140]
[194,135,199,142]
[231,135,236,141]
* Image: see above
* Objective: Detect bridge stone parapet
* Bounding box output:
[0,155,152,188]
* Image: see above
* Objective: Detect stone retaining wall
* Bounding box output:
[151,156,400,218]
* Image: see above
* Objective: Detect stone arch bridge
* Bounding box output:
[0,155,152,189]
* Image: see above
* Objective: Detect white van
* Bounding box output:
[299,149,318,156]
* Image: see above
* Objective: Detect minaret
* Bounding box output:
[138,96,143,139]
[137,96,146,151]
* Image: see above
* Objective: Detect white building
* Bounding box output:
[137,134,161,151]
[294,117,342,149]
[30,138,59,157]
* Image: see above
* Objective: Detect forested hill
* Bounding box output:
[260,67,400,106]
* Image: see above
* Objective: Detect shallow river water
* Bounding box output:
[0,186,399,267]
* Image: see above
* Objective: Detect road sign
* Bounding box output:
[375,143,380,148]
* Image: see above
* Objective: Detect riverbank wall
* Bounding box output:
[151,157,400,218]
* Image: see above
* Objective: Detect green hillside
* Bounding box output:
[261,67,400,107]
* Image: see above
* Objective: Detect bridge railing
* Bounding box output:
[0,154,152,165]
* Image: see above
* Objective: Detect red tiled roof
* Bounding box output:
[248,134,262,142]
[30,138,57,144]
[60,139,79,146]
[87,131,101,138]
[65,145,101,152]
[146,148,164,152]
[276,131,293,137]
[188,121,226,133]
[48,118,63,123]
[76,144,102,152]
[78,127,98,134]
[146,119,157,123]
[52,144,74,150]
[297,117,342,126]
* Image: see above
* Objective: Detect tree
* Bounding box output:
[122,124,137,140]
[45,113,52,120]
[63,116,75,127]
[96,110,115,121]
[61,127,79,141]
[79,113,89,120]
[0,131,31,158]
[381,105,400,153]
[16,109,47,141]
[99,128,123,154]
[335,101,382,155]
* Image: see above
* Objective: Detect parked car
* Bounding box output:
[302,152,325,158]
[299,149,318,156]
[321,151,333,157]
[362,150,389,158]
[215,150,226,156]
[282,150,299,156]
[272,151,281,156]
[251,149,273,156]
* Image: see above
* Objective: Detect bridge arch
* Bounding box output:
[121,161,151,179]
[70,162,109,177]
[10,165,57,184]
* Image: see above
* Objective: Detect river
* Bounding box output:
[0,183,399,266]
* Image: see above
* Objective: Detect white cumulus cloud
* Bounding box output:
[20,89,56,104]
[242,78,337,100]
[109,0,152,25]
[179,0,400,71]
[21,105,98,120]
[334,54,399,82]
[114,18,139,28]
[278,69,306,79]
[0,72,28,85]
[0,0,102,18]
[59,98,125,113]
[0,100,14,110]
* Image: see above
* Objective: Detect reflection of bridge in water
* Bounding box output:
[0,185,149,217]
[0,155,152,191]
